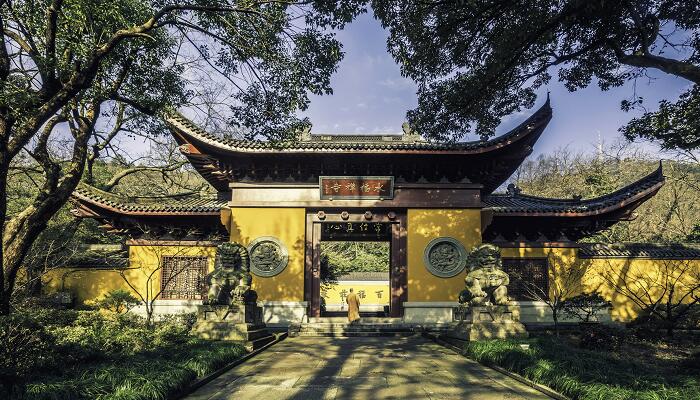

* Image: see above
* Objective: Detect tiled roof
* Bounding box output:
[484,163,664,216]
[68,245,129,268]
[579,243,700,259]
[165,98,552,153]
[72,184,226,215]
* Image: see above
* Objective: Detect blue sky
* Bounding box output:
[301,12,693,158]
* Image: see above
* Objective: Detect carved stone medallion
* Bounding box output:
[423,237,468,278]
[248,236,289,277]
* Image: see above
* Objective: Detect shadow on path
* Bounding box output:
[185,335,552,399]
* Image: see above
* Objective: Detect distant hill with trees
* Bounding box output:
[508,143,700,243]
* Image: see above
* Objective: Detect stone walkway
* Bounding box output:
[185,336,552,400]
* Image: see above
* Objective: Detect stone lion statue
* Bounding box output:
[205,242,253,305]
[459,244,510,306]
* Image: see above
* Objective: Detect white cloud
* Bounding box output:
[378,77,415,90]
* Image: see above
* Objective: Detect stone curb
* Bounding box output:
[422,332,570,400]
[172,332,288,399]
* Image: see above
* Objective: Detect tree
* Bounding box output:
[596,258,700,336]
[561,293,612,323]
[94,289,139,314]
[372,1,700,147]
[116,234,211,326]
[0,0,363,315]
[510,142,700,243]
[512,254,588,336]
[320,241,389,285]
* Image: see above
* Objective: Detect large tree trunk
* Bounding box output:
[0,108,94,315]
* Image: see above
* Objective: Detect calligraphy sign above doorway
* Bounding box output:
[319,176,394,200]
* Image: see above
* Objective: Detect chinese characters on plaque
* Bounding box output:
[320,176,394,200]
[337,288,381,302]
[321,222,391,240]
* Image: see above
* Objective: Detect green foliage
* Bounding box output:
[562,293,612,323]
[1,308,247,399]
[511,145,700,243]
[0,314,53,396]
[578,323,627,351]
[623,86,700,150]
[465,337,700,400]
[373,1,700,150]
[95,289,140,314]
[320,241,389,284]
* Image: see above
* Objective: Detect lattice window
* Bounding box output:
[160,256,208,300]
[502,258,549,301]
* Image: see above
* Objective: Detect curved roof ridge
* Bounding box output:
[73,183,212,204]
[500,162,664,205]
[164,97,552,153]
[72,183,226,215]
[484,162,665,215]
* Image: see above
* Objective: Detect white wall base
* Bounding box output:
[403,302,459,324]
[131,300,202,318]
[259,301,308,327]
[518,301,613,324]
[402,301,613,325]
[325,304,387,312]
[129,300,310,328]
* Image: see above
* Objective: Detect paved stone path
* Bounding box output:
[185,336,552,400]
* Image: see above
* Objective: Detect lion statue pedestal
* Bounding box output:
[446,244,527,341]
[192,243,274,351]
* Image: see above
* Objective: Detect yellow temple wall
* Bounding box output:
[407,208,481,302]
[323,281,391,306]
[43,245,216,304]
[500,246,700,322]
[228,207,305,302]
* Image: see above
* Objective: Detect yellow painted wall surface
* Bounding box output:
[500,246,700,321]
[43,245,216,304]
[323,281,391,306]
[407,209,482,301]
[228,207,305,301]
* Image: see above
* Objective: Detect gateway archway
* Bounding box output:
[305,211,407,318]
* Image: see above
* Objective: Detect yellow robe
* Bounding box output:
[347,292,360,322]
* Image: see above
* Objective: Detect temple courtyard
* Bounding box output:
[185,336,551,400]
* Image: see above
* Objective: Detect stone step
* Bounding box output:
[290,322,417,337]
[295,325,412,330]
[296,331,416,337]
[244,333,276,351]
[309,317,402,324]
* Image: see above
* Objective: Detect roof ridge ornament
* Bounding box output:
[506,183,522,196]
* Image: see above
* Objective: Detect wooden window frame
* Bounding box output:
[160,255,208,300]
[501,258,549,302]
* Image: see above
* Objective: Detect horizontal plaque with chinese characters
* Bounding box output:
[319,176,394,200]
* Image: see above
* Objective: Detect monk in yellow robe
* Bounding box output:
[346,288,360,323]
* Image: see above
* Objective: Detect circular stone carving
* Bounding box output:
[423,237,468,278]
[248,237,289,277]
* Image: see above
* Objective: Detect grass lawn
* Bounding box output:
[464,336,700,400]
[24,339,247,400]
[1,309,249,400]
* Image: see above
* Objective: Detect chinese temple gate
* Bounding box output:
[63,97,683,325]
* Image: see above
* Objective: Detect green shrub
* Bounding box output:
[683,351,700,371]
[95,289,140,313]
[578,323,626,351]
[464,337,700,400]
[153,320,191,347]
[0,314,53,397]
[562,293,611,323]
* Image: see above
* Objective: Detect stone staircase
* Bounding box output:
[289,317,417,337]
